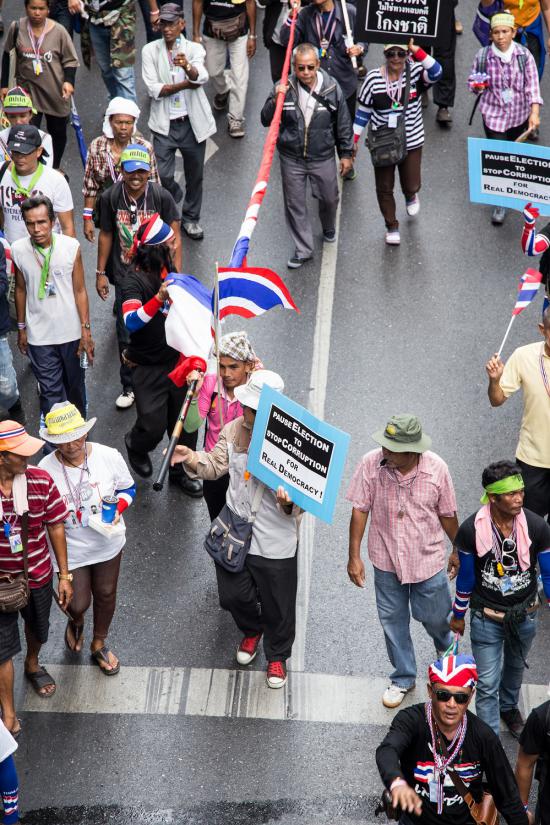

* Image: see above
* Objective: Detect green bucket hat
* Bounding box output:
[372,414,432,454]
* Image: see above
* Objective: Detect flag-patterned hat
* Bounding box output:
[428,654,478,688]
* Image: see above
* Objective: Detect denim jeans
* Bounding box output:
[88,22,136,101]
[373,567,453,689]
[0,335,19,410]
[470,610,537,735]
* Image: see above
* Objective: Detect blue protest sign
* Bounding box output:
[247,387,350,524]
[468,137,550,215]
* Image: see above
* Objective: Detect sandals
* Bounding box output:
[25,667,56,698]
[64,619,84,653]
[91,646,120,676]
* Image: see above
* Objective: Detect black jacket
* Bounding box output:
[260,68,353,161]
[376,704,528,825]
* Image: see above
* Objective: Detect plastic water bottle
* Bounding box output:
[80,350,89,369]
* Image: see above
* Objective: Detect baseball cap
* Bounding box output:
[0,421,44,456]
[120,144,151,172]
[3,86,35,114]
[159,3,184,20]
[7,124,43,155]
[233,370,284,411]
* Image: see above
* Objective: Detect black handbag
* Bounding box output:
[367,62,411,168]
[204,482,264,573]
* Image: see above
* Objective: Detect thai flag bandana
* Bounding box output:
[131,213,174,256]
[428,654,478,688]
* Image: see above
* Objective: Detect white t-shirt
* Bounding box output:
[39,443,134,570]
[0,163,73,244]
[11,233,81,346]
[0,127,54,168]
[169,40,188,119]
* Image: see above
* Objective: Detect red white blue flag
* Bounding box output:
[512,268,543,316]
[216,267,299,320]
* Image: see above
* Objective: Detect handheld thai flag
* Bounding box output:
[70,98,87,167]
[164,273,214,386]
[497,268,543,357]
[216,267,299,320]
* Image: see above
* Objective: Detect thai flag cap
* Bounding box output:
[0,420,44,456]
[428,654,478,688]
[512,268,543,316]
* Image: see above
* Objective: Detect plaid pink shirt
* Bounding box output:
[471,44,543,132]
[346,449,457,584]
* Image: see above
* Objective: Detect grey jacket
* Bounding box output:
[141,37,216,143]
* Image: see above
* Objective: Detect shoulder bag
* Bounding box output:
[0,511,29,613]
[204,482,264,573]
[367,62,410,168]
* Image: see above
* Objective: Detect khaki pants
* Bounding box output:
[203,34,249,122]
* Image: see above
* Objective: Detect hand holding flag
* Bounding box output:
[496,268,543,357]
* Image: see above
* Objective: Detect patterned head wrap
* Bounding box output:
[218,331,256,362]
[490,12,516,29]
[428,654,478,688]
[102,97,140,139]
[130,213,174,257]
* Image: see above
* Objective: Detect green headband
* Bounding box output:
[480,474,524,504]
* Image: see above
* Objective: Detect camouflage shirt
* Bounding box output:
[85,0,136,68]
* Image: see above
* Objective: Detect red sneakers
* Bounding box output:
[236,634,262,665]
[266,660,287,689]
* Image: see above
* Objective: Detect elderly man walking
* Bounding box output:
[260,42,353,269]
[347,414,459,708]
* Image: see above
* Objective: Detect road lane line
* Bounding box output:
[291,182,343,673]
[24,663,545,728]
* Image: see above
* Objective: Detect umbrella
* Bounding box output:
[70,97,87,167]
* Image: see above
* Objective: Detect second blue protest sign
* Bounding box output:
[247,386,350,524]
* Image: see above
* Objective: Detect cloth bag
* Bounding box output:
[0,512,29,613]
[367,62,410,168]
[204,482,264,573]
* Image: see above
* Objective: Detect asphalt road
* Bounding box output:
[2,0,550,822]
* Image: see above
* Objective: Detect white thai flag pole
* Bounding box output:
[340,0,357,70]
[497,269,543,357]
[214,262,224,428]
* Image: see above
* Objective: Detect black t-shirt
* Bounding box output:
[519,701,550,825]
[99,182,178,285]
[203,0,249,29]
[121,269,179,366]
[454,508,550,608]
[376,704,528,825]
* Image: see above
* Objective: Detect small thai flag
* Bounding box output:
[216,267,299,320]
[512,268,543,316]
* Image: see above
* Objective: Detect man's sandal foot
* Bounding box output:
[25,667,56,698]
[65,619,84,653]
[91,646,120,676]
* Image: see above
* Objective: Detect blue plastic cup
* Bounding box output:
[101,496,119,524]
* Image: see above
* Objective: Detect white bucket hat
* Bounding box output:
[233,370,284,410]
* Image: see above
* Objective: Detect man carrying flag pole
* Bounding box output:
[486,303,550,520]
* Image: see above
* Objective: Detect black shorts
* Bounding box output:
[0,580,54,664]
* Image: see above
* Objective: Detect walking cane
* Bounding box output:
[153,378,200,491]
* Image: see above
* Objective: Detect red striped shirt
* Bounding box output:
[0,468,69,588]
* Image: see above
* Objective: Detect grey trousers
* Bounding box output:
[279,154,339,258]
[152,118,206,223]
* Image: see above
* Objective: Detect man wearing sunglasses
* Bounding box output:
[260,42,353,269]
[376,654,528,825]
[450,460,550,739]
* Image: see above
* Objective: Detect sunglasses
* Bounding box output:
[434,689,470,705]
[296,64,317,71]
[385,49,407,59]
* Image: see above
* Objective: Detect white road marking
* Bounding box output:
[24,663,545,728]
[174,137,218,185]
[291,181,343,673]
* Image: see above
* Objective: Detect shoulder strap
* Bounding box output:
[21,510,29,581]
[478,45,490,76]
[109,180,124,212]
[402,61,411,113]
[301,84,338,116]
[0,161,10,185]
[249,481,265,522]
[517,50,528,74]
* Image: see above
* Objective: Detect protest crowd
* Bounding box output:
[0,0,549,823]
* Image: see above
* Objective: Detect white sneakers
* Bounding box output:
[406,195,420,217]
[382,683,414,708]
[385,230,401,246]
[116,389,135,410]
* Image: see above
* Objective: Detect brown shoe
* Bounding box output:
[500,708,525,740]
[436,107,453,124]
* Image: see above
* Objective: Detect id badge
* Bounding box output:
[501,88,514,104]
[500,575,514,594]
[429,780,438,803]
[80,509,89,528]
[388,113,398,128]
[9,533,22,554]
[45,280,56,297]
[33,59,42,76]
[320,38,329,51]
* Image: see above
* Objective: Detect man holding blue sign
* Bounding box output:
[170,369,301,690]
[346,414,459,710]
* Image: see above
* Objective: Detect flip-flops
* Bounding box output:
[91,646,120,676]
[25,667,56,698]
[64,619,84,653]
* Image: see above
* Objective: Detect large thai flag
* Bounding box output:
[512,268,543,316]
[217,267,299,319]
[165,273,213,365]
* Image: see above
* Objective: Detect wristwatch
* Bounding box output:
[81,322,91,330]
[58,572,73,582]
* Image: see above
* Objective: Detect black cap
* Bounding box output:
[159,3,184,21]
[7,124,46,156]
